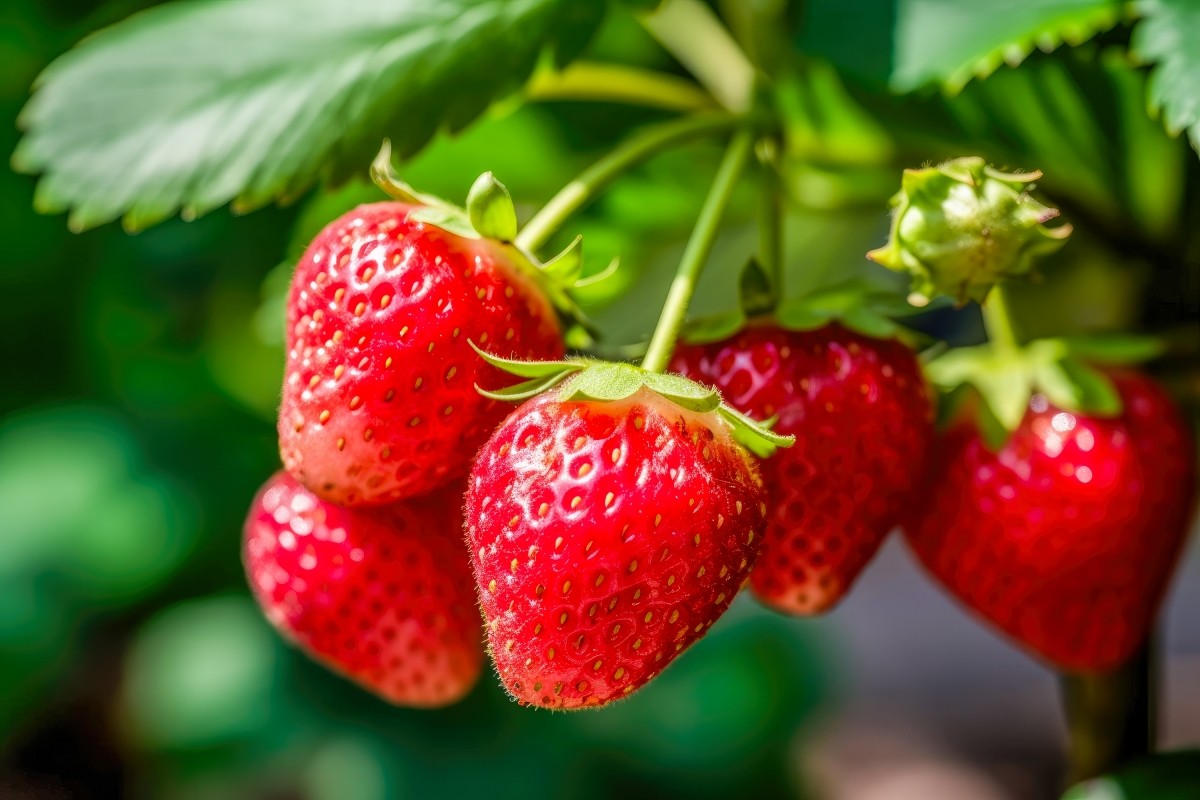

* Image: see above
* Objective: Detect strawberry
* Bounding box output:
[904,370,1196,672]
[278,201,564,506]
[672,322,934,614]
[466,377,769,709]
[243,471,483,707]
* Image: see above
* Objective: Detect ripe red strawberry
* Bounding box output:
[466,387,766,709]
[905,370,1196,671]
[279,202,564,506]
[243,471,483,707]
[672,322,934,614]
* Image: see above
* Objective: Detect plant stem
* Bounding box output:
[641,129,753,373]
[757,138,784,301]
[981,283,1021,352]
[525,62,715,113]
[1060,641,1157,786]
[514,113,738,253]
[639,0,755,113]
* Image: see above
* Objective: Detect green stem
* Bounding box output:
[525,62,715,113]
[639,0,755,113]
[641,129,753,373]
[981,284,1021,353]
[757,138,784,301]
[1060,642,1157,786]
[514,113,738,253]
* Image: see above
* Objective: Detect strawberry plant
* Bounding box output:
[10,0,1200,797]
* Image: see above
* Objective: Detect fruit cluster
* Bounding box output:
[243,165,1195,712]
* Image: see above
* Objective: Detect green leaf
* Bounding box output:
[466,172,518,241]
[796,0,1122,92]
[1132,0,1200,152]
[682,312,747,345]
[13,0,603,231]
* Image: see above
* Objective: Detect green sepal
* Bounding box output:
[407,206,479,239]
[562,363,646,402]
[469,340,579,378]
[469,349,793,457]
[466,172,518,242]
[372,140,479,238]
[1056,334,1165,363]
[683,311,747,345]
[925,333,1155,444]
[683,278,941,347]
[539,236,584,284]
[476,371,578,402]
[640,371,721,412]
[739,258,776,318]
[718,405,792,458]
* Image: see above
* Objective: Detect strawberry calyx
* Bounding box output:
[685,269,939,346]
[470,343,794,458]
[371,140,611,336]
[867,157,1072,306]
[926,333,1164,447]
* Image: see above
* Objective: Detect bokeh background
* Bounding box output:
[2,2,1198,799]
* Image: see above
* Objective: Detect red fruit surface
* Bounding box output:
[672,323,934,614]
[243,472,483,707]
[905,371,1196,672]
[466,388,766,709]
[279,202,564,506]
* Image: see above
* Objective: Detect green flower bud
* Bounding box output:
[867,157,1072,306]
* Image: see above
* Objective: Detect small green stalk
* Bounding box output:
[1060,643,1157,785]
[641,129,753,373]
[757,137,784,300]
[981,283,1021,354]
[514,113,738,253]
[525,62,714,113]
[639,0,755,112]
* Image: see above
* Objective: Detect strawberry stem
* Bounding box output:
[1060,642,1156,785]
[525,62,715,113]
[514,113,738,253]
[757,136,784,302]
[641,129,753,373]
[638,0,755,112]
[981,283,1021,354]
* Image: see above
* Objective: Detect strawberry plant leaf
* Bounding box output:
[12,0,603,232]
[1132,0,1200,152]
[797,0,1122,92]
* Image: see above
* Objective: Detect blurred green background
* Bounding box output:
[2,1,1198,799]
